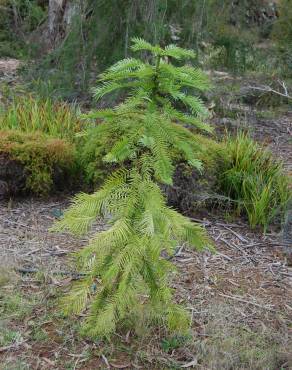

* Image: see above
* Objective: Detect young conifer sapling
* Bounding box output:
[53,38,214,338]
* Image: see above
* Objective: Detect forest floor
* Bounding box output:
[0,196,292,369]
[0,64,291,369]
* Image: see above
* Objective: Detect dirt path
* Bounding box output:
[0,59,21,75]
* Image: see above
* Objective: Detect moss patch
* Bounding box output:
[0,130,76,195]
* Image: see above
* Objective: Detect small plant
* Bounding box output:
[0,327,21,347]
[161,335,191,353]
[53,38,213,337]
[219,132,291,231]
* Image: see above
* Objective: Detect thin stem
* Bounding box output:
[151,54,161,105]
[155,54,161,72]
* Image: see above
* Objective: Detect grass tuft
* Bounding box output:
[0,95,83,140]
[219,132,291,230]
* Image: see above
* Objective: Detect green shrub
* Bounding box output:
[0,130,76,195]
[53,39,214,338]
[272,0,292,48]
[219,132,291,231]
[212,27,253,73]
[0,0,45,58]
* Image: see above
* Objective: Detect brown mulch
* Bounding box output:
[0,197,105,274]
[174,215,292,325]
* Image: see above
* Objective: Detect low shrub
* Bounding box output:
[219,132,291,231]
[0,130,76,195]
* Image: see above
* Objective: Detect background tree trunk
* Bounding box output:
[48,0,67,44]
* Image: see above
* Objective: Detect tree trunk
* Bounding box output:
[48,0,67,44]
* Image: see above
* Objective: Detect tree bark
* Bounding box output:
[48,0,67,44]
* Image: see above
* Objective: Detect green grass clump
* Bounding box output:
[0,130,76,195]
[219,132,291,230]
[0,95,83,140]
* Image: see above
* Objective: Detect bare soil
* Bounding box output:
[0,59,21,75]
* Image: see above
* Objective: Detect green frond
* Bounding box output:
[116,90,151,111]
[93,80,140,100]
[163,44,196,60]
[99,65,152,82]
[188,158,203,172]
[80,108,115,120]
[179,65,211,90]
[152,150,174,185]
[139,210,155,236]
[104,137,134,162]
[182,222,213,251]
[131,37,163,55]
[171,92,209,117]
[51,192,105,234]
[87,302,116,337]
[160,62,210,93]
[107,57,144,72]
[60,279,92,316]
[167,304,190,333]
[92,81,122,99]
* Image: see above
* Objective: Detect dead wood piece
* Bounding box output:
[219,224,249,243]
[17,267,87,279]
[247,81,292,100]
[219,293,277,312]
[0,340,27,353]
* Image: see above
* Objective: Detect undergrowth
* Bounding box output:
[0,130,76,195]
[0,0,45,58]
[219,132,291,231]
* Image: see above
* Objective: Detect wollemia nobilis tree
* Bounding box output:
[53,38,214,338]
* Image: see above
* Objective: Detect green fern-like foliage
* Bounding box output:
[53,38,213,338]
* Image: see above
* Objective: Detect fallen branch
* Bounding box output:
[17,267,87,279]
[247,80,292,100]
[0,340,27,353]
[219,224,248,243]
[219,293,277,312]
